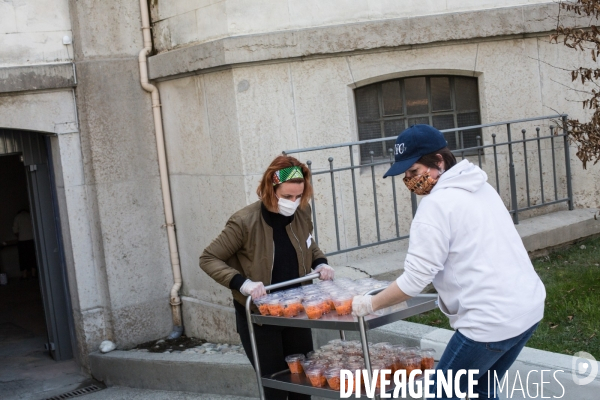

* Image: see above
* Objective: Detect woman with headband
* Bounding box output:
[200,155,334,400]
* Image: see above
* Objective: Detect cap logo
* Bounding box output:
[395,143,406,155]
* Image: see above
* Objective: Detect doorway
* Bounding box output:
[0,130,74,363]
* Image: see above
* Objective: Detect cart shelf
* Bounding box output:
[245,273,439,400]
[262,369,397,399]
[251,294,438,330]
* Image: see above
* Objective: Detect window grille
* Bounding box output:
[354,76,481,163]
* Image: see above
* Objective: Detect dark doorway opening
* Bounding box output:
[0,153,47,333]
[0,131,89,398]
[0,153,51,386]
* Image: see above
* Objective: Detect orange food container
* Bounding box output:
[325,367,342,391]
[404,355,422,379]
[369,363,381,389]
[266,298,284,316]
[282,298,302,318]
[347,362,363,392]
[285,354,306,374]
[253,297,270,316]
[332,294,353,316]
[421,348,436,370]
[303,300,323,320]
[316,298,331,314]
[305,367,327,388]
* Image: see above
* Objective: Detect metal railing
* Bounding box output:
[283,114,574,257]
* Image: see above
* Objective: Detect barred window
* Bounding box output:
[354,76,481,163]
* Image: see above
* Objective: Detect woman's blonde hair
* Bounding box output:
[257,155,313,212]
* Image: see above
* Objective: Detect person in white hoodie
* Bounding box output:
[352,125,546,399]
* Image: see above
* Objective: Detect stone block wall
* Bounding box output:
[149,0,552,53]
[156,30,600,342]
[0,0,73,67]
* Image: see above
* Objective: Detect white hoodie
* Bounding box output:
[396,160,546,342]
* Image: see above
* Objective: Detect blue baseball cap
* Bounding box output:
[383,124,448,178]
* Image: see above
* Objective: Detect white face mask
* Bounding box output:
[277,196,301,216]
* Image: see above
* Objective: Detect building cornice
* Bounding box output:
[147,2,576,81]
[0,63,76,94]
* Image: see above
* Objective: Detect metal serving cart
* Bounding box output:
[245,273,439,399]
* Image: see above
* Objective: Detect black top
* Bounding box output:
[229,203,327,292]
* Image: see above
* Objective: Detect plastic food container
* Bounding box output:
[282,298,302,318]
[300,359,316,373]
[265,297,284,317]
[331,294,353,316]
[346,362,363,392]
[371,362,386,388]
[305,366,327,387]
[303,300,323,320]
[421,348,435,370]
[313,296,331,314]
[285,354,306,374]
[253,297,270,316]
[324,367,343,391]
[404,355,422,379]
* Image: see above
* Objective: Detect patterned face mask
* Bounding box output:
[403,168,439,195]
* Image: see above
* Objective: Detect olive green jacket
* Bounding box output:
[199,201,326,307]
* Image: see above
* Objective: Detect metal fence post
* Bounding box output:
[562,115,574,210]
[307,161,319,244]
[492,134,500,192]
[410,193,418,218]
[550,126,558,201]
[349,145,361,246]
[507,124,519,224]
[328,157,341,251]
[389,148,400,238]
[536,127,545,204]
[370,151,381,242]
[522,129,530,208]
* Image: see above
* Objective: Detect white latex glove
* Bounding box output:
[352,295,374,317]
[240,279,267,299]
[314,263,335,280]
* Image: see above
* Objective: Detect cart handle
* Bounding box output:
[244,272,320,400]
[264,272,321,292]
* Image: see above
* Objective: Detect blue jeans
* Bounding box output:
[429,322,540,399]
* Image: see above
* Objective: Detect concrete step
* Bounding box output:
[79,386,259,400]
[89,320,434,397]
[89,351,259,397]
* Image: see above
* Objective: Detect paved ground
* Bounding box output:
[78,387,258,400]
[0,279,90,400]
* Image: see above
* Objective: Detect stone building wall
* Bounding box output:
[0,0,73,67]
[1,0,177,369]
[1,0,599,365]
[151,4,600,343]
[149,0,551,52]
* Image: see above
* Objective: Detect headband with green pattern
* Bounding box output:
[273,166,304,186]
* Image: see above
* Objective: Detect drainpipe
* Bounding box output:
[138,0,183,339]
